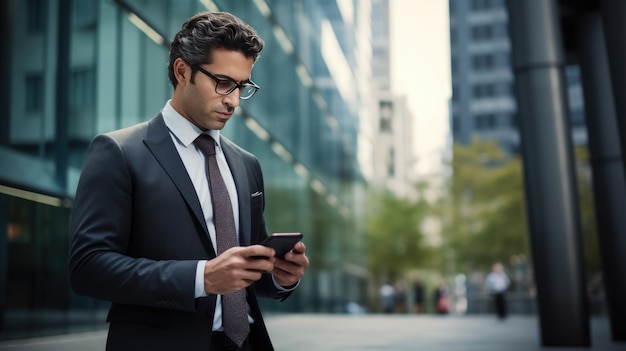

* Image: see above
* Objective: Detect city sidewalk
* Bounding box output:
[0,314,623,351]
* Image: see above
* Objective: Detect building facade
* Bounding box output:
[449,0,587,154]
[0,0,373,339]
[368,0,415,197]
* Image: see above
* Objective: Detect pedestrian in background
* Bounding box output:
[434,282,449,314]
[394,281,408,313]
[379,283,395,314]
[485,262,511,320]
[413,280,425,314]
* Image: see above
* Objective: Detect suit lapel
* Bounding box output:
[143,114,215,255]
[221,137,252,247]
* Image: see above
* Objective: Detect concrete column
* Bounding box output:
[578,13,626,342]
[506,0,589,346]
[601,0,626,182]
[55,0,71,190]
[0,0,11,145]
[0,195,8,331]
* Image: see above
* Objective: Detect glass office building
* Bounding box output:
[0,0,372,339]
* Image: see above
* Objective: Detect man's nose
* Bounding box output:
[223,89,241,108]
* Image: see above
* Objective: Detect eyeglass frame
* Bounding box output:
[192,65,260,100]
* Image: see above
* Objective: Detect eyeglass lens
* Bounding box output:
[216,80,256,99]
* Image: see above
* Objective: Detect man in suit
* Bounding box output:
[69,11,309,351]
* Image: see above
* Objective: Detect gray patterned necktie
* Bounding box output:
[194,134,250,347]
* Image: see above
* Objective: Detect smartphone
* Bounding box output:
[259,233,303,258]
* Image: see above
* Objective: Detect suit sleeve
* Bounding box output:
[68,134,198,312]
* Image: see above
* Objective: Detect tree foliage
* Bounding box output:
[441,139,529,273]
[440,139,599,278]
[365,185,431,281]
[364,138,600,283]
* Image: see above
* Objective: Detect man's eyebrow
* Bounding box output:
[213,73,252,84]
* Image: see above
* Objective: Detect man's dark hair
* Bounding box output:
[168,11,265,87]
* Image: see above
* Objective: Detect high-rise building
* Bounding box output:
[449,0,587,154]
[369,0,415,197]
[371,0,391,91]
[450,0,519,153]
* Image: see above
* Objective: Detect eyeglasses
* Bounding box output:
[193,65,260,100]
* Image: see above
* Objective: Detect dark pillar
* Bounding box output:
[506,0,589,346]
[55,0,71,190]
[0,0,13,331]
[578,13,626,342]
[601,0,626,181]
[0,195,8,331]
[0,0,12,146]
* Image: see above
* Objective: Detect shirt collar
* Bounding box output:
[162,100,222,148]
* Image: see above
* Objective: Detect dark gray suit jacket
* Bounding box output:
[69,114,288,350]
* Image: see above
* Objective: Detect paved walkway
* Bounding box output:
[0,314,623,351]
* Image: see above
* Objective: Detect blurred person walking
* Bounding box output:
[485,262,511,320]
[379,283,395,313]
[413,280,425,314]
[434,282,449,314]
[394,282,408,313]
[68,11,309,351]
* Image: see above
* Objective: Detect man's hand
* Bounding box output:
[271,241,309,287]
[203,245,275,295]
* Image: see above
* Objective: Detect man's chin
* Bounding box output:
[213,120,228,129]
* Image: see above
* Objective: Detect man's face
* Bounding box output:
[172,48,255,131]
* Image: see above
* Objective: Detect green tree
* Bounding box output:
[439,139,598,281]
[363,138,599,305]
[365,185,432,282]
[441,139,529,273]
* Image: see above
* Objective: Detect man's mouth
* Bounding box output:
[216,111,232,119]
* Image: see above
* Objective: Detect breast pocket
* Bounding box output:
[250,191,264,237]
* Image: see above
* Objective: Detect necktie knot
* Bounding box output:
[194,134,217,157]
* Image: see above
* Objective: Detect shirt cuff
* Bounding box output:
[272,275,300,291]
[195,260,208,298]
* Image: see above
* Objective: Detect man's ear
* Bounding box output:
[173,58,190,86]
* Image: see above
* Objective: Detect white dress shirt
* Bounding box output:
[485,271,510,293]
[161,101,294,331]
[162,101,242,331]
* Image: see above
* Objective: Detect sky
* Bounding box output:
[389,0,452,176]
